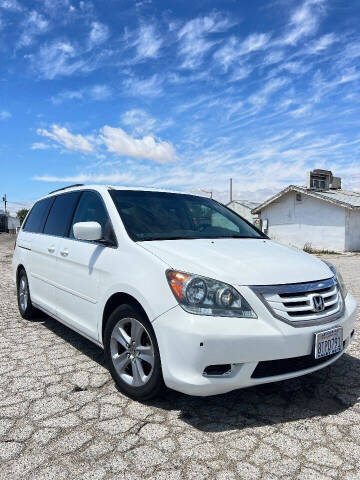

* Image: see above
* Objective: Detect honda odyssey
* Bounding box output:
[13,185,357,399]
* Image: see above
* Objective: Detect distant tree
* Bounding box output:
[16,209,29,225]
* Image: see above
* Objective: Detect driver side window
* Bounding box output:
[69,191,116,245]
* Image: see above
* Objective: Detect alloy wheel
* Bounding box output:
[110,317,155,387]
[19,276,29,312]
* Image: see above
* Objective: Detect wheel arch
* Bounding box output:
[101,292,149,344]
[16,264,26,285]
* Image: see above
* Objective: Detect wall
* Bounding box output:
[345,210,360,251]
[7,216,20,230]
[227,202,257,223]
[0,214,6,233]
[260,191,346,252]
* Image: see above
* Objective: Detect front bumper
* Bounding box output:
[153,290,357,396]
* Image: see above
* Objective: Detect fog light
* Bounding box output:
[203,364,232,376]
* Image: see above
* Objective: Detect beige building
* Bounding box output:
[227,200,260,224]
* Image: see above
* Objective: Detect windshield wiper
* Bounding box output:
[138,236,199,241]
[217,235,260,239]
[138,235,262,241]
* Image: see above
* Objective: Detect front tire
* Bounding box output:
[17,269,40,319]
[104,304,164,400]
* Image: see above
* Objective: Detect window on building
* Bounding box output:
[295,193,303,202]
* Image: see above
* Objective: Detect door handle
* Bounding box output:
[60,249,69,257]
[48,246,55,254]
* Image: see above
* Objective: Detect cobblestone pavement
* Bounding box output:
[0,233,360,480]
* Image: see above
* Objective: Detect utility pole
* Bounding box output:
[2,194,7,214]
[229,178,233,203]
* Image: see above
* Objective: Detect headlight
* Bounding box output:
[166,270,257,318]
[323,261,348,298]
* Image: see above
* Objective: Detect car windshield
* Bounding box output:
[110,190,265,242]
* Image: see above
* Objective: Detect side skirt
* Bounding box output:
[32,301,104,349]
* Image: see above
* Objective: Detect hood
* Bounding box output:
[139,238,333,286]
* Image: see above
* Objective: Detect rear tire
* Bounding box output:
[17,269,40,320]
[104,304,164,400]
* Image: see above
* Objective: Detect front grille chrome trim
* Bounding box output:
[250,277,345,328]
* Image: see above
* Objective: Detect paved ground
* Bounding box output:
[0,233,360,480]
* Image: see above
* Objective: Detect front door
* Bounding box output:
[55,191,116,341]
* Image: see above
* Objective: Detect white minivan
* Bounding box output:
[13,185,357,399]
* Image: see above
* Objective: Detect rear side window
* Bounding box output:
[23,198,53,233]
[43,192,80,237]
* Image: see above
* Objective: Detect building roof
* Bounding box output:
[227,199,261,210]
[252,185,360,214]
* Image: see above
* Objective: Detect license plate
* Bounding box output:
[314,327,343,359]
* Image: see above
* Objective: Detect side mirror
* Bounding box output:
[73,221,102,241]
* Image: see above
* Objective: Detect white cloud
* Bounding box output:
[263,50,285,66]
[18,10,49,48]
[343,42,360,60]
[177,12,234,68]
[0,109,11,120]
[90,84,112,100]
[28,20,110,79]
[0,0,22,11]
[123,74,163,97]
[121,109,157,135]
[30,40,85,79]
[37,124,95,154]
[33,172,136,183]
[280,61,310,75]
[248,77,289,110]
[6,201,33,216]
[30,142,52,150]
[88,21,109,48]
[214,33,270,70]
[131,24,163,59]
[336,68,360,85]
[307,33,337,53]
[34,122,176,163]
[230,65,252,82]
[290,104,312,117]
[282,0,325,46]
[239,32,271,55]
[51,89,84,104]
[51,84,112,104]
[100,126,176,163]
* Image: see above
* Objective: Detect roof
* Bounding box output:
[252,185,360,214]
[40,184,208,201]
[227,199,261,210]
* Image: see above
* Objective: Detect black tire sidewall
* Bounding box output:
[104,304,164,400]
[17,270,33,318]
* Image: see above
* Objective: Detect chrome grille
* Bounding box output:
[251,277,344,326]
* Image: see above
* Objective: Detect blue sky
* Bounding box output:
[1,0,360,213]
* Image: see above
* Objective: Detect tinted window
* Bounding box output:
[23,198,53,233]
[43,192,80,237]
[69,191,115,244]
[110,190,265,241]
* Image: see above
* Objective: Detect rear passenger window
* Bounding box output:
[69,191,115,244]
[23,198,53,233]
[43,192,80,237]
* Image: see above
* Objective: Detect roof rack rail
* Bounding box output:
[48,184,84,195]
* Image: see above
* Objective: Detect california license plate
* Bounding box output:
[314,327,343,359]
